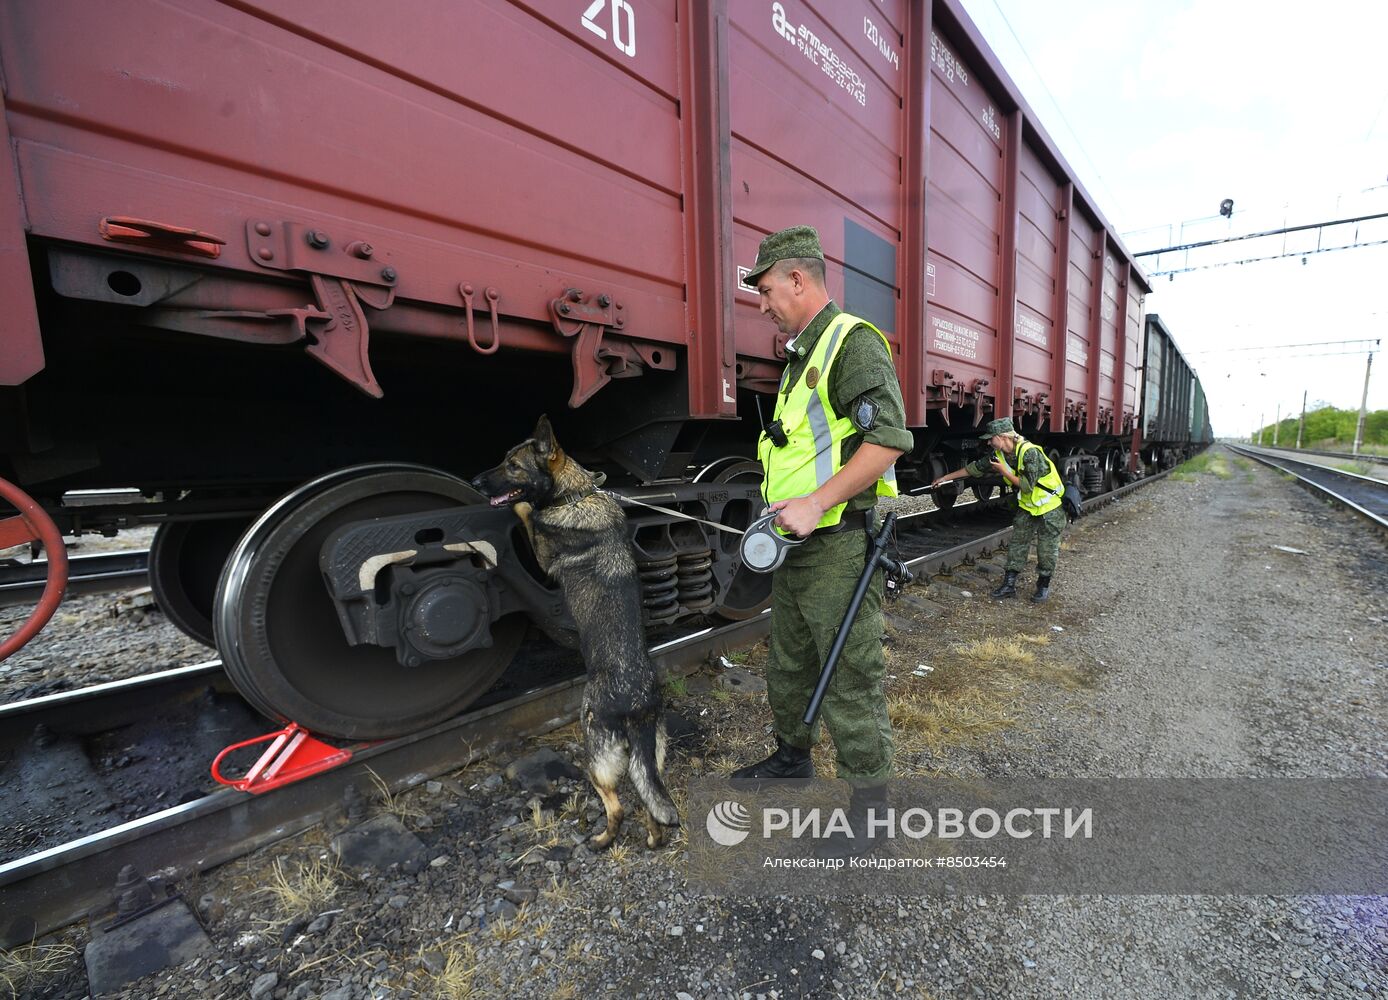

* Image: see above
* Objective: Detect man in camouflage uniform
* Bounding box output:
[730,227,913,832]
[931,417,1066,602]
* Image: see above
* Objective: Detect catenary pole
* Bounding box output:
[1353,353,1374,456]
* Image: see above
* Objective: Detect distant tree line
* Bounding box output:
[1252,404,1387,448]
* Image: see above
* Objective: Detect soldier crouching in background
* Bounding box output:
[930,417,1066,603]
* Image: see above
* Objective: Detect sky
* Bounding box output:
[956,0,1388,437]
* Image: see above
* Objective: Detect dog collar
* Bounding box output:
[552,472,607,507]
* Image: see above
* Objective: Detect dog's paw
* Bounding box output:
[589,831,616,851]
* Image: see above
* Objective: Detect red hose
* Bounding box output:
[0,477,68,661]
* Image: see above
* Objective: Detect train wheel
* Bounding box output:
[149,518,253,647]
[710,460,773,621]
[1101,450,1118,493]
[970,483,996,504]
[214,465,525,740]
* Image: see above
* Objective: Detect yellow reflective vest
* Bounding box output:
[758,312,899,530]
[998,439,1064,516]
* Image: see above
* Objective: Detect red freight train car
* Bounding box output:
[0,1,1155,735]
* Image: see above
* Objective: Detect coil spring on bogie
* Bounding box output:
[1082,465,1103,494]
[675,549,715,611]
[637,555,681,624]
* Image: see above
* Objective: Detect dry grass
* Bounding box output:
[886,633,1095,772]
[528,799,562,846]
[533,721,581,751]
[365,767,427,823]
[705,727,766,776]
[426,938,482,1000]
[540,875,574,907]
[258,856,341,923]
[0,940,77,997]
[489,908,528,944]
[559,790,586,822]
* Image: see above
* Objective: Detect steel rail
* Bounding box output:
[0,469,1170,945]
[1227,446,1388,530]
[0,549,150,608]
[1240,444,1388,470]
[0,617,766,945]
[899,467,1175,577]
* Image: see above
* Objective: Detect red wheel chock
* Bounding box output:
[211,723,357,794]
[0,477,68,662]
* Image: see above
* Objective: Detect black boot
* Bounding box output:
[817,784,889,860]
[730,737,814,788]
[1031,575,1051,603]
[990,570,1018,599]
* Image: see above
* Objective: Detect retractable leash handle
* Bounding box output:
[738,510,807,574]
[802,512,907,727]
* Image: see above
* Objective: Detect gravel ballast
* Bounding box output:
[8,446,1386,999]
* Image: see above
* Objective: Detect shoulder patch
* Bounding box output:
[852,395,880,432]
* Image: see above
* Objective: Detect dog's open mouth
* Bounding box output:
[488,488,524,507]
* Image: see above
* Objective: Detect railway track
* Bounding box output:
[1229,445,1388,529]
[0,549,150,608]
[0,471,1169,947]
[1243,444,1388,469]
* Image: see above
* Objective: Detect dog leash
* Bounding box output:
[601,490,810,575]
[599,489,746,536]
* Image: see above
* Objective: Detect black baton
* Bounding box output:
[802,511,913,727]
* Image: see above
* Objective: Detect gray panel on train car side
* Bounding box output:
[843,219,896,336]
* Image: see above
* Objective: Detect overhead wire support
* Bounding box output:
[1133,210,1388,257]
[1147,239,1388,277]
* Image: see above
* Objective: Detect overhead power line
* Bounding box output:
[1190,338,1380,355]
[1227,348,1380,362]
[1147,238,1388,277]
[986,0,1128,222]
[1134,210,1388,257]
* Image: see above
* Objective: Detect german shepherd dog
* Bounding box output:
[472,416,679,849]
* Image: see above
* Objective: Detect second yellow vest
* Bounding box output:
[997,439,1064,516]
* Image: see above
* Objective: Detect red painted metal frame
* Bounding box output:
[1084,227,1105,435]
[899,0,932,428]
[679,0,736,420]
[0,478,68,661]
[1111,252,1131,434]
[211,723,358,795]
[1,0,1160,441]
[931,0,1151,430]
[1049,185,1074,433]
[996,109,1023,425]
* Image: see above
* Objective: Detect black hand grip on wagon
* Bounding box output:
[802,512,901,728]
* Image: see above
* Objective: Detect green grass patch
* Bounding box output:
[1335,461,1375,476]
[1173,452,1232,479]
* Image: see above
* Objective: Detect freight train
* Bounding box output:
[0,0,1209,736]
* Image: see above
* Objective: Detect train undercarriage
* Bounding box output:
[2,280,1191,739]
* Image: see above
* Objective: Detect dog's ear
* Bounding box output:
[531,414,558,458]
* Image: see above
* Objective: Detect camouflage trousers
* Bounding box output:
[1006,505,1067,575]
[766,528,894,784]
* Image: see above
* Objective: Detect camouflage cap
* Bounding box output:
[742,225,824,287]
[979,417,1015,440]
